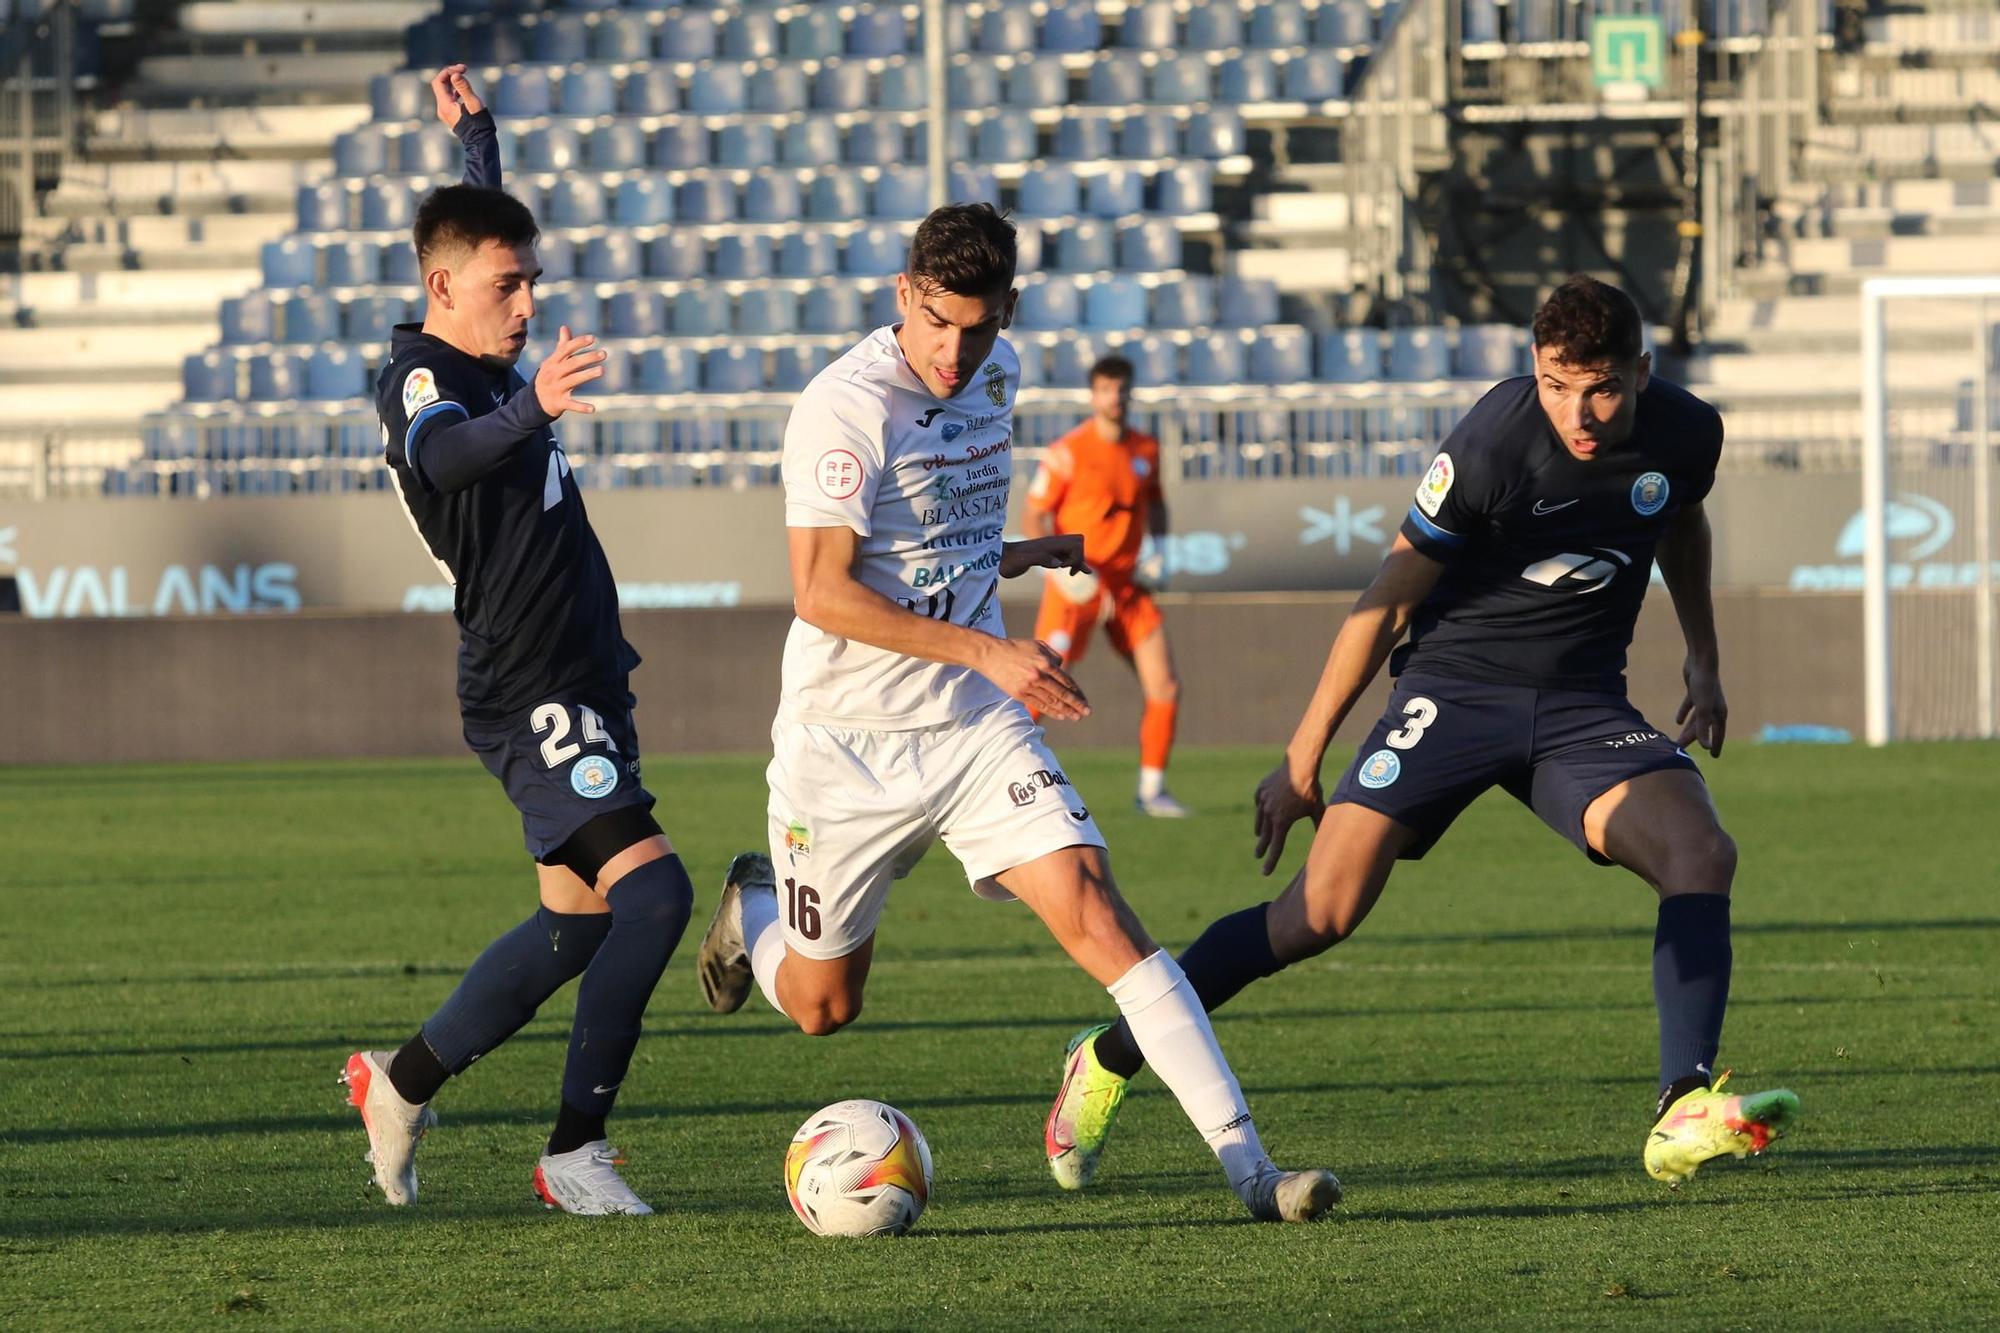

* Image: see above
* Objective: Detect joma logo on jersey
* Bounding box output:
[915,408,943,429]
[1008,768,1071,807]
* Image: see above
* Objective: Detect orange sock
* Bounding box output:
[1140,699,1177,772]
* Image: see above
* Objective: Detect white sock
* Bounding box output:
[1108,950,1273,1196]
[740,884,788,1018]
[1138,766,1166,800]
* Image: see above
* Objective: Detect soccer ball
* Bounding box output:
[784,1099,933,1237]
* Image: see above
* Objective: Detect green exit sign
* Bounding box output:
[1593,16,1665,91]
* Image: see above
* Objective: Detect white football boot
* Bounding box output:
[697,851,773,1014]
[533,1141,654,1215]
[341,1050,437,1206]
[1134,790,1193,818]
[1245,1164,1343,1223]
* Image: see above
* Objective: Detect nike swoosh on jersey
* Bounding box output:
[1532,498,1580,515]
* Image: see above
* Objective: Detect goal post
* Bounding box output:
[1862,276,2000,745]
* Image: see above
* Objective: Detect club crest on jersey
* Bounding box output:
[1356,749,1402,789]
[784,820,812,862]
[1416,452,1454,518]
[1631,471,1670,516]
[817,448,865,500]
[571,755,619,800]
[983,361,1007,407]
[402,367,440,415]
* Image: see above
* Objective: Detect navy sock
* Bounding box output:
[1654,893,1732,1093]
[551,854,693,1153]
[1092,902,1283,1080]
[398,905,613,1103]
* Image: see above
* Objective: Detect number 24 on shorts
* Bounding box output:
[784,877,822,941]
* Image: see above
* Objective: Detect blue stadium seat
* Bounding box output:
[780,120,844,169]
[957,61,1003,109]
[1219,53,1279,101]
[1016,277,1083,329]
[1044,338,1098,387]
[532,14,590,64]
[785,8,844,58]
[813,62,871,112]
[346,294,404,342]
[1085,168,1144,218]
[1055,115,1113,162]
[1315,2,1373,46]
[370,71,426,123]
[248,352,305,402]
[1007,58,1068,108]
[634,345,698,394]
[304,347,368,401]
[657,12,717,60]
[872,167,928,220]
[322,239,380,288]
[182,350,234,402]
[1217,277,1280,326]
[1249,329,1312,384]
[604,289,666,338]
[951,166,1002,207]
[1120,1,1177,47]
[537,232,576,282]
[1041,2,1101,52]
[1186,109,1247,157]
[1118,112,1177,160]
[846,119,906,167]
[703,345,764,393]
[713,233,773,279]
[587,124,645,172]
[1086,55,1146,105]
[743,173,802,224]
[781,232,839,279]
[976,113,1037,164]
[581,232,642,280]
[750,64,809,114]
[1150,275,1214,328]
[1318,328,1386,381]
[802,284,864,333]
[334,126,389,177]
[221,293,274,344]
[296,181,347,232]
[1184,5,1244,48]
[1453,324,1527,378]
[520,125,581,173]
[849,6,907,56]
[503,176,541,219]
[1463,0,1502,41]
[359,181,415,232]
[1157,163,1214,214]
[1084,277,1148,331]
[1250,2,1311,47]
[1118,218,1182,270]
[722,10,779,58]
[809,174,868,222]
[396,132,452,176]
[687,65,748,115]
[844,225,904,276]
[1018,164,1080,215]
[864,283,902,326]
[535,288,598,333]
[468,20,526,65]
[1388,327,1451,380]
[651,121,709,170]
[738,286,799,335]
[559,66,617,117]
[1151,55,1213,103]
[772,344,832,391]
[980,5,1036,53]
[1119,334,1178,387]
[1185,332,1246,385]
[677,177,738,224]
[876,60,926,111]
[673,288,733,337]
[622,67,676,115]
[384,243,420,285]
[496,68,552,117]
[545,177,607,228]
[1054,220,1114,272]
[716,123,776,169]
[1283,52,1346,101]
[1012,222,1045,274]
[646,231,706,279]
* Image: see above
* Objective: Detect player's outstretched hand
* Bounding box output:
[999,534,1088,580]
[984,638,1090,720]
[430,64,485,131]
[1253,756,1324,876]
[533,326,606,419]
[1676,657,1728,757]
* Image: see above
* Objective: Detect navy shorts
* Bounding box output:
[464,690,658,863]
[1330,674,1699,865]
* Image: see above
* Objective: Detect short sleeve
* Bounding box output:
[1025,439,1074,513]
[1399,421,1500,561]
[1682,407,1724,506]
[783,382,884,536]
[380,355,483,483]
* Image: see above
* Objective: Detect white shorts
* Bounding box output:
[766,699,1108,960]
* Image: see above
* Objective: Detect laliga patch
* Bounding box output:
[1416,452,1454,518]
[402,367,440,415]
[570,755,619,800]
[816,448,865,500]
[1631,471,1670,517]
[1356,749,1402,790]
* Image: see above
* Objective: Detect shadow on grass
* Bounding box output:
[1366,917,2000,948]
[1362,1176,2000,1226]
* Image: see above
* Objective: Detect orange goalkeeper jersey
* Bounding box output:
[1024,423,1163,579]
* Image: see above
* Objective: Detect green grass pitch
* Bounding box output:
[3,744,1997,1329]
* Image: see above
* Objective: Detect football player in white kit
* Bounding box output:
[696,204,1338,1222]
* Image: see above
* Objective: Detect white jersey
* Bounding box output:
[779,325,1020,729]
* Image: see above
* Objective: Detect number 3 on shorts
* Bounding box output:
[1385,697,1438,750]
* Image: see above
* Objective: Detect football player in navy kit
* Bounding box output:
[339,67,693,1217]
[1045,276,1800,1191]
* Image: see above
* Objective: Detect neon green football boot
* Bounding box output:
[1045,1023,1130,1190]
[1645,1069,1801,1186]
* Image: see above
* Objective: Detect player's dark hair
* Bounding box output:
[1089,354,1135,386]
[1531,275,1644,366]
[906,202,1016,299]
[413,184,539,269]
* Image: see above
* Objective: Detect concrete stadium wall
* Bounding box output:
[0,590,1860,766]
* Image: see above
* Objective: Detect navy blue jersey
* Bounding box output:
[1393,375,1723,692]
